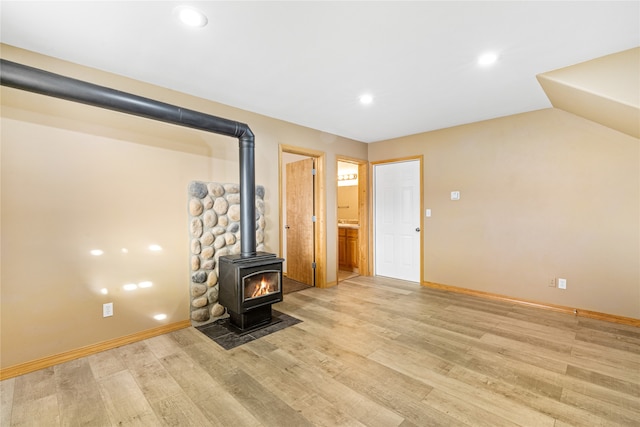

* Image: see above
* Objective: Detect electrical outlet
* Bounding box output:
[103,302,113,317]
[548,277,556,287]
[558,278,567,290]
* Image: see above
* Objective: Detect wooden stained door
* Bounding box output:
[286,158,315,286]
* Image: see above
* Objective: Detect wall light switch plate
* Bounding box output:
[558,278,567,290]
[451,191,460,200]
[426,209,431,217]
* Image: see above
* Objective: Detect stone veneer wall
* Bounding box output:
[188,181,266,326]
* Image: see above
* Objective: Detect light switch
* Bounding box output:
[426,209,431,217]
[451,191,460,200]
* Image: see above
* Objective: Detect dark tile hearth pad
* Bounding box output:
[195,310,302,350]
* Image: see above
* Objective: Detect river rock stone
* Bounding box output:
[191,255,200,270]
[189,181,208,199]
[203,196,214,210]
[214,247,230,261]
[228,222,240,233]
[214,234,226,249]
[207,271,218,287]
[201,259,215,270]
[211,225,225,236]
[191,308,209,322]
[207,285,219,303]
[201,231,214,246]
[230,242,241,254]
[256,198,265,215]
[224,232,236,245]
[191,283,207,297]
[224,183,239,193]
[226,193,240,205]
[208,183,224,197]
[192,296,208,308]
[191,238,201,255]
[256,229,264,244]
[256,185,265,199]
[203,210,217,228]
[201,246,214,259]
[213,197,229,215]
[192,271,207,283]
[228,204,240,222]
[210,303,225,317]
[190,218,203,238]
[218,215,228,227]
[189,198,203,216]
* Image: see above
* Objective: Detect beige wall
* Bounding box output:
[0,46,367,368]
[337,185,359,221]
[369,108,639,319]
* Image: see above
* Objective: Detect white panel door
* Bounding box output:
[374,160,420,282]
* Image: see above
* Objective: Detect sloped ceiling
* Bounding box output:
[537,47,639,138]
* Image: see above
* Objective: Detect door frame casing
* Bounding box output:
[336,156,370,280]
[279,144,327,288]
[370,155,424,282]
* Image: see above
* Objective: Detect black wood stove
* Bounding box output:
[219,252,284,330]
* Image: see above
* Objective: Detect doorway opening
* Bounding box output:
[279,145,327,288]
[337,157,369,283]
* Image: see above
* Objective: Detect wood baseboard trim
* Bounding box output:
[0,320,191,380]
[422,281,640,327]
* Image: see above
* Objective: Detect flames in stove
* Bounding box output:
[251,276,273,298]
[243,270,280,302]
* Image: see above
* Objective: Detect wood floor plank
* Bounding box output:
[97,370,161,426]
[446,365,613,427]
[117,341,184,404]
[561,388,640,426]
[368,346,556,426]
[149,392,215,427]
[3,275,639,426]
[87,347,126,380]
[232,343,368,426]
[54,358,111,426]
[159,347,262,426]
[10,367,59,426]
[9,394,59,427]
[0,377,14,427]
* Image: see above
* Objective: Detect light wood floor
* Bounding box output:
[2,275,639,426]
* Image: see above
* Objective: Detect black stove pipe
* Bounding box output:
[0,59,257,258]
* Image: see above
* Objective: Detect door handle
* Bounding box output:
[285,225,290,229]
[415,227,420,232]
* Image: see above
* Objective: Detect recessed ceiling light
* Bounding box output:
[359,94,374,105]
[175,6,208,28]
[90,249,104,256]
[478,52,498,66]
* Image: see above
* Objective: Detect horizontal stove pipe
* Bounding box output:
[1,59,257,257]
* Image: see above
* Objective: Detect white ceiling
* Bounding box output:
[1,1,638,143]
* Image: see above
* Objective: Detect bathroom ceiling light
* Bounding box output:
[138,281,153,288]
[175,6,208,28]
[123,283,138,291]
[478,52,498,66]
[148,244,162,252]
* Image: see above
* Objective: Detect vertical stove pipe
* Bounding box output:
[0,59,257,257]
